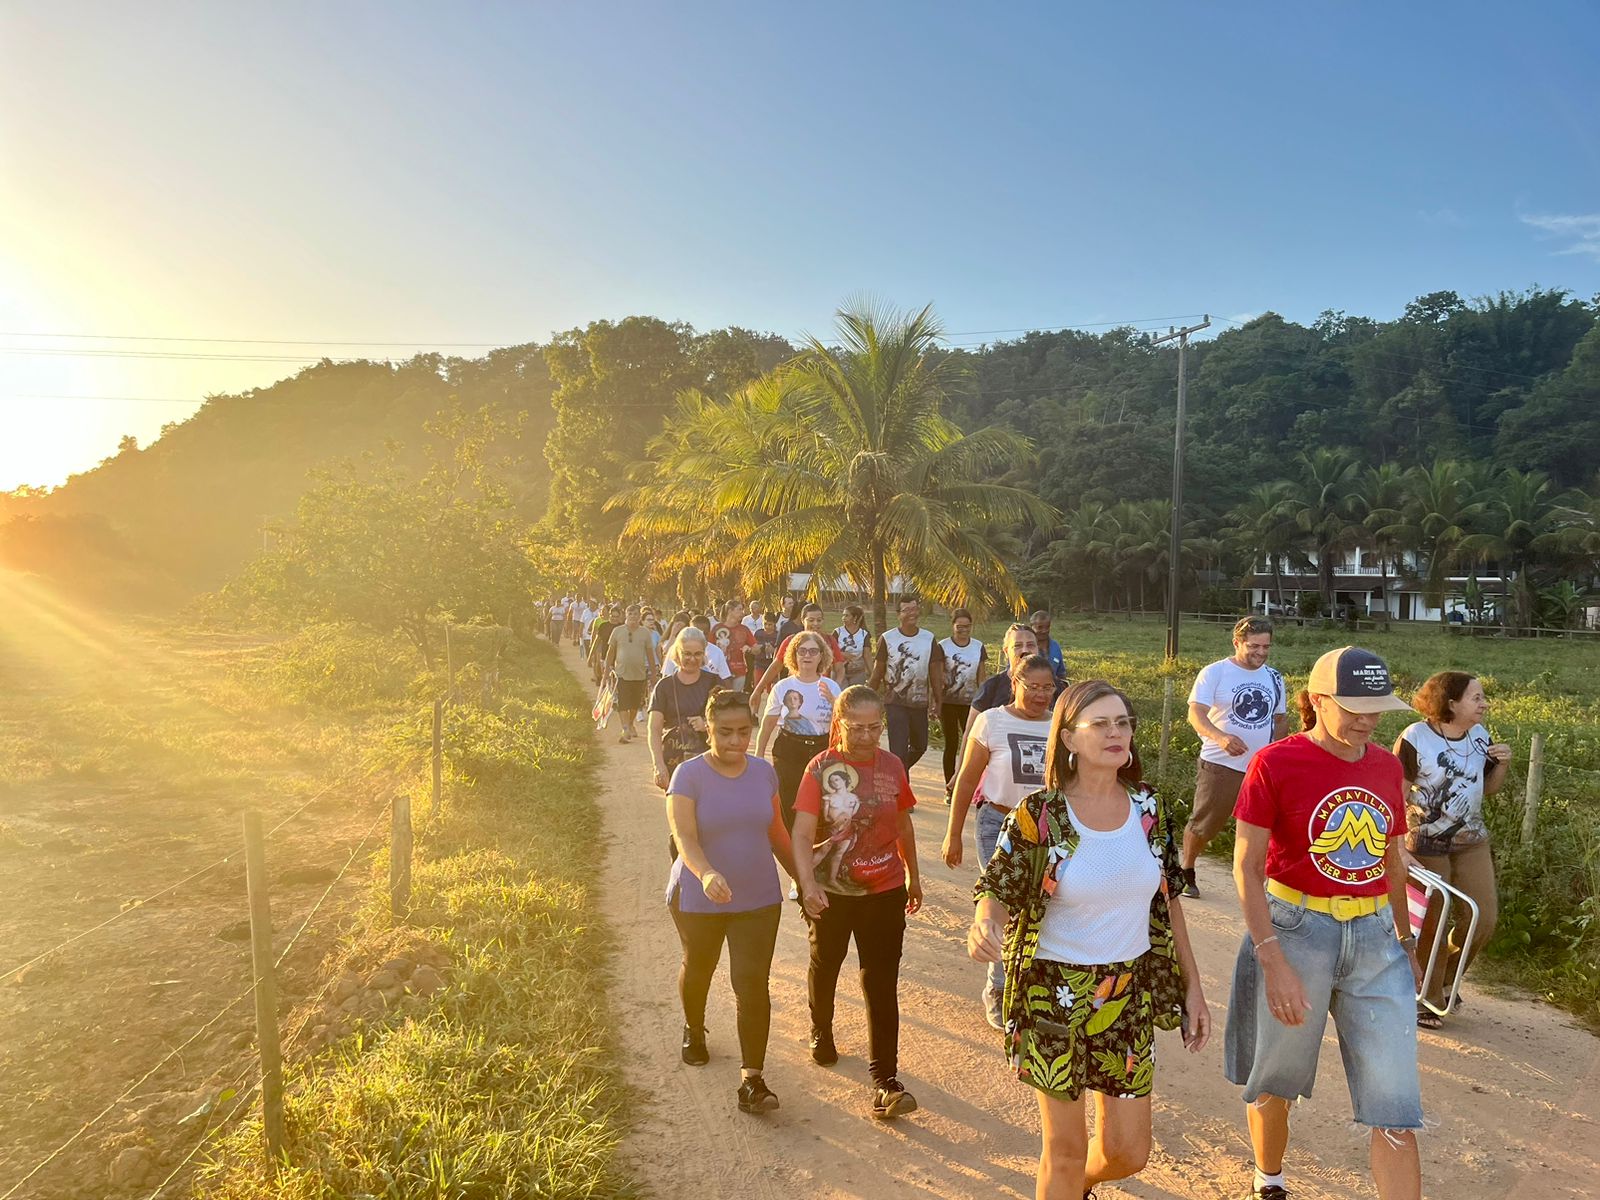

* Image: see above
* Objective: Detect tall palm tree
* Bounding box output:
[1352,462,1410,622]
[1460,468,1570,631]
[644,303,1058,630]
[1227,482,1297,613]
[1383,460,1483,626]
[1273,448,1363,613]
[607,377,799,593]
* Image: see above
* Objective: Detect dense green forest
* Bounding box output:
[4,288,1596,612]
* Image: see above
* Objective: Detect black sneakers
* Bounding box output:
[871,1078,918,1119]
[1181,867,1200,899]
[809,1027,838,1065]
[1250,1187,1289,1199]
[681,1024,709,1066]
[736,1074,780,1113]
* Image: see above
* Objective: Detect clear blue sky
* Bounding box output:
[2,1,1597,488]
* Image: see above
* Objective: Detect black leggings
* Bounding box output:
[670,898,782,1071]
[939,702,971,787]
[806,886,907,1086]
[773,731,828,830]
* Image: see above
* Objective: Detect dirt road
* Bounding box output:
[573,647,1600,1199]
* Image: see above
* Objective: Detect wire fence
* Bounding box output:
[1,754,423,1198]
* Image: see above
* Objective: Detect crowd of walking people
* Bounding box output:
[539,592,1508,1200]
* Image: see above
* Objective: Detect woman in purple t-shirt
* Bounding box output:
[667,691,827,1114]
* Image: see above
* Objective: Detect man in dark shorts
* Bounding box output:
[605,605,657,744]
[1180,616,1287,898]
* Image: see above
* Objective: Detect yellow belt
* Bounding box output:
[1267,879,1389,921]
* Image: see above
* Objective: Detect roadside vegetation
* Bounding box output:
[198,626,633,1198]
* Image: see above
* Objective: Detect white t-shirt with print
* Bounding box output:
[1399,720,1491,853]
[1188,657,1286,772]
[765,675,840,737]
[939,637,986,705]
[881,628,936,706]
[967,705,1051,812]
[833,625,871,677]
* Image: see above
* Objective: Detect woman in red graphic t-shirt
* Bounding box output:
[1223,647,1425,1200]
[790,684,922,1122]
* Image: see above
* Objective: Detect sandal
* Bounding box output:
[1416,1004,1444,1030]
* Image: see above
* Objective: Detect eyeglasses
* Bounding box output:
[842,722,884,735]
[1020,682,1056,694]
[796,647,822,655]
[1073,716,1135,735]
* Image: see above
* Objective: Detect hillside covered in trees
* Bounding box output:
[4,287,1596,614]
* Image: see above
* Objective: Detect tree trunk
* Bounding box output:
[871,545,888,635]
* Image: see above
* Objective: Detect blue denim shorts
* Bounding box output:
[1224,893,1423,1130]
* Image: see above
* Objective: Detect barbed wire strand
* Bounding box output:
[3,796,390,1198]
[0,773,350,985]
[141,1063,263,1200]
[0,984,256,1199]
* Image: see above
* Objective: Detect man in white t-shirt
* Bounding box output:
[1181,615,1287,898]
[741,600,765,636]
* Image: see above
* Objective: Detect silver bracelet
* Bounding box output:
[1253,934,1279,952]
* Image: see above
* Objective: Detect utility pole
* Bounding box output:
[1152,315,1211,662]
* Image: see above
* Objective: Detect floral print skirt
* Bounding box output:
[1014,954,1157,1101]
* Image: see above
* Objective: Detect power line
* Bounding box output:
[0,331,509,348]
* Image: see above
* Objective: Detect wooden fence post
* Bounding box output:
[1158,677,1174,781]
[1521,733,1545,843]
[445,624,456,701]
[242,811,286,1165]
[390,796,412,920]
[431,699,443,819]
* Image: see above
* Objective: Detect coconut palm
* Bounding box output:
[638,303,1057,629]
[1352,462,1410,623]
[1227,482,1298,613]
[1460,468,1571,631]
[1382,460,1483,626]
[1273,448,1363,613]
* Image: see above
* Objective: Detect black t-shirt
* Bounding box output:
[777,618,803,641]
[971,672,1065,714]
[649,671,726,770]
[747,629,778,680]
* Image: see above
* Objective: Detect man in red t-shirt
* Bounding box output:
[1225,647,1425,1200]
[713,600,757,692]
[791,688,921,1121]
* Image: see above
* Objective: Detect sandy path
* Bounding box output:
[572,647,1600,1199]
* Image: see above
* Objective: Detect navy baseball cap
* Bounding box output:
[1306,646,1414,714]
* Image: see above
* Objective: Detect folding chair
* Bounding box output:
[1407,863,1481,1017]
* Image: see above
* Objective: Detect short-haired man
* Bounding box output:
[870,597,944,774]
[1181,616,1287,899]
[604,605,658,744]
[1028,610,1066,683]
[741,600,765,636]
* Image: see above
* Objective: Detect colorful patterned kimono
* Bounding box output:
[974,784,1189,1088]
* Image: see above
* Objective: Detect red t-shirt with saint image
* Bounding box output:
[794,748,916,896]
[1234,732,1407,898]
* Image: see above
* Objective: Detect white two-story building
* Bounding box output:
[1247,547,1504,622]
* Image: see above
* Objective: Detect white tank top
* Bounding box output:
[1034,799,1160,966]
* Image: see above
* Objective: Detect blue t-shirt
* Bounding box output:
[1042,638,1066,681]
[665,754,783,914]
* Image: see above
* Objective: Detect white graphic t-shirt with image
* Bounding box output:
[766,675,840,737]
[939,637,986,706]
[1398,720,1491,854]
[880,628,936,706]
[967,705,1052,812]
[1188,658,1286,772]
